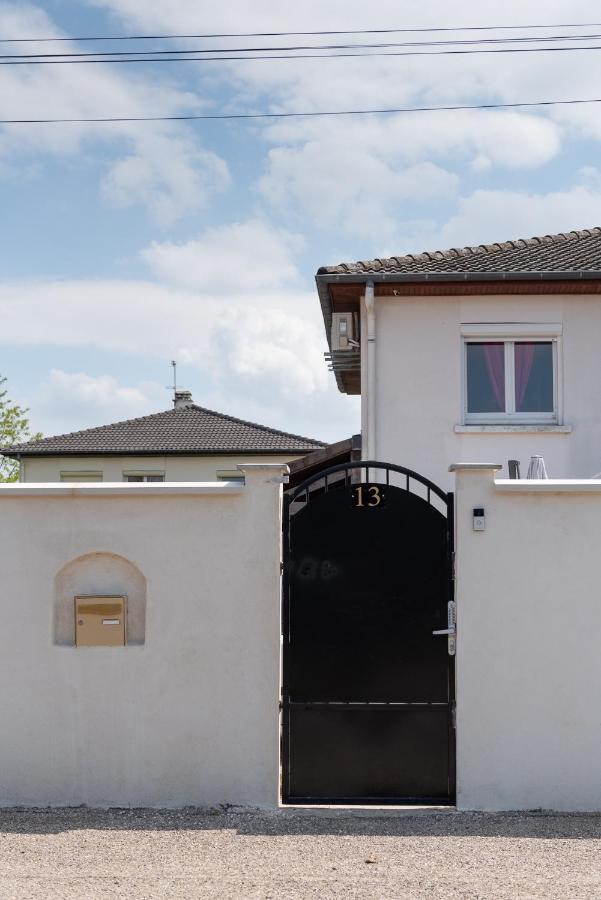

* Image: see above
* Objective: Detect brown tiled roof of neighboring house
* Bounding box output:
[3,405,327,457]
[318,227,601,276]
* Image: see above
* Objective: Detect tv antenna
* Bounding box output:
[167,360,178,403]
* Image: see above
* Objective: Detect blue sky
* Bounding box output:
[2,1,601,441]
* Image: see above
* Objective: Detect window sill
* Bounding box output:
[454,424,572,434]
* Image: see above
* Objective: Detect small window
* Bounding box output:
[464,333,558,424]
[124,474,165,482]
[60,471,103,482]
[216,470,245,484]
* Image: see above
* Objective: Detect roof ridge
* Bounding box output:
[187,404,327,445]
[318,225,601,275]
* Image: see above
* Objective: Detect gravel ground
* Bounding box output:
[0,807,600,899]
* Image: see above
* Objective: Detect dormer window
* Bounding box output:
[462,324,561,425]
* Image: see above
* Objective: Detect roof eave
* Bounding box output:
[1,447,324,459]
[316,268,601,394]
[316,268,601,284]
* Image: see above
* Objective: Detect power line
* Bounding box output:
[3,22,601,43]
[4,43,601,65]
[4,31,601,60]
[1,96,599,125]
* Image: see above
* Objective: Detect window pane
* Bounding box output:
[146,475,165,482]
[515,342,553,413]
[466,342,505,413]
[125,475,144,482]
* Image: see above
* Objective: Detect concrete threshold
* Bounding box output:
[274,804,456,817]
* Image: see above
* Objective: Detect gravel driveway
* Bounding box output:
[0,807,600,899]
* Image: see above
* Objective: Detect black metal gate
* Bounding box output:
[282,461,455,804]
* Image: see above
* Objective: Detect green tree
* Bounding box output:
[0,375,42,482]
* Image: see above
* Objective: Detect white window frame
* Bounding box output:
[60,471,103,482]
[461,323,563,425]
[122,470,165,482]
[216,469,245,484]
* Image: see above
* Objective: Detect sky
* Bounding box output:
[2,1,601,442]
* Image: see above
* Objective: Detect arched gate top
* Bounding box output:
[287,459,450,506]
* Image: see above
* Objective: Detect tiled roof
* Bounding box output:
[318,227,601,276]
[3,405,326,456]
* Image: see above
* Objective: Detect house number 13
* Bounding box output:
[354,485,382,508]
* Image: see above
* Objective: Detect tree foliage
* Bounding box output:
[0,375,42,482]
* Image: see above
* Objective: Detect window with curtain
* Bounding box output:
[465,339,556,423]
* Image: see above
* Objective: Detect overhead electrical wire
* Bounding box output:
[4,43,601,65]
[1,96,600,125]
[4,22,601,43]
[4,31,601,60]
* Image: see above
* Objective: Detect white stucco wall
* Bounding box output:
[454,465,601,811]
[0,466,285,808]
[21,453,301,483]
[368,292,601,488]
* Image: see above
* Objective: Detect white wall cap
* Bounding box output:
[495,479,601,493]
[237,463,290,483]
[0,482,245,497]
[236,463,290,472]
[454,425,572,434]
[449,463,503,472]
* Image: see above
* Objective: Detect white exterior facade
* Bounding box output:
[360,290,601,488]
[20,452,301,483]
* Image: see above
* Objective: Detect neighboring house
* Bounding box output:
[316,226,601,487]
[2,390,325,482]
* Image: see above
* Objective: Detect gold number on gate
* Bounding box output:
[354,484,382,508]
[368,485,381,507]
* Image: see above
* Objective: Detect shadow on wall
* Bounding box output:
[54,552,146,646]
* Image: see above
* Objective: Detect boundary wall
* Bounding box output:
[0,465,285,808]
[453,464,601,811]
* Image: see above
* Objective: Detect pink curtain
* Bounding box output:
[483,343,505,410]
[515,343,535,409]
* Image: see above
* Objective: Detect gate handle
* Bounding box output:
[433,626,456,636]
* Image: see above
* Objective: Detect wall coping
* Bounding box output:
[495,479,601,493]
[454,425,572,434]
[449,463,503,472]
[237,463,290,472]
[0,482,246,497]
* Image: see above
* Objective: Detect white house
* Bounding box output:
[316,227,601,488]
[3,390,325,483]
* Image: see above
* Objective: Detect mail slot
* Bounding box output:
[74,596,126,647]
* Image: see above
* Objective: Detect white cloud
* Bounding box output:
[34,370,166,433]
[142,219,303,291]
[85,0,586,240]
[101,131,230,226]
[0,215,359,441]
[259,148,458,242]
[0,3,229,222]
[432,180,601,250]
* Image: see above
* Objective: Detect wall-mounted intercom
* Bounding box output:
[473,508,486,532]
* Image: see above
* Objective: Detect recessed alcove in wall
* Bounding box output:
[54,552,146,646]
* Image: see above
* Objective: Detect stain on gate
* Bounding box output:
[282,461,455,804]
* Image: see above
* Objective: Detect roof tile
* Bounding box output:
[317,226,601,276]
[4,405,326,457]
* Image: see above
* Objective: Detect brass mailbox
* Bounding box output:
[74,596,126,647]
